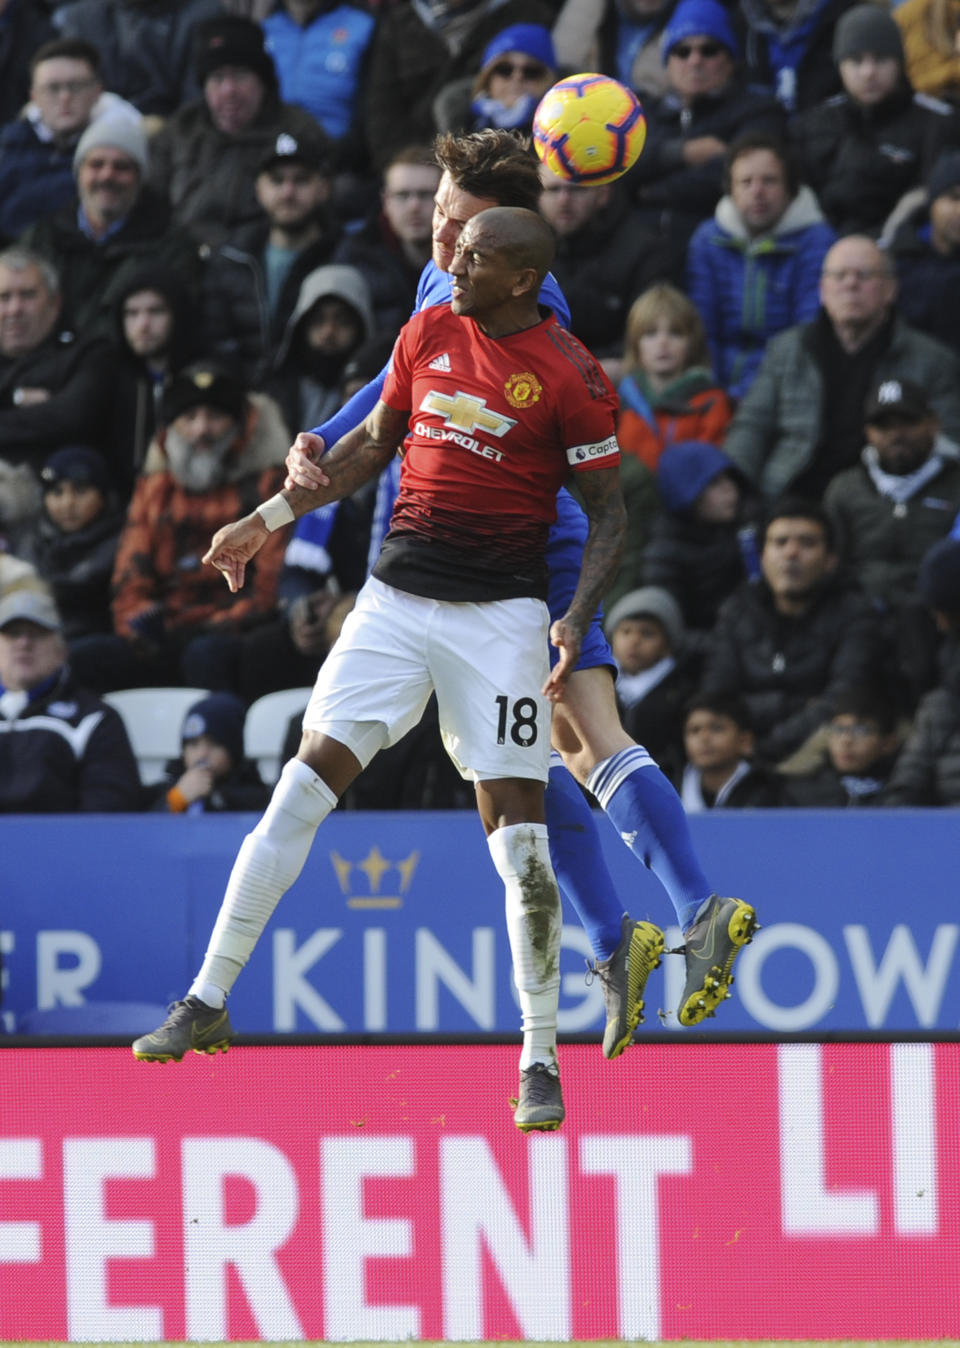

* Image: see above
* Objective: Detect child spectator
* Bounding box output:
[643,439,760,650]
[150,692,271,814]
[604,585,696,778]
[783,686,903,805]
[19,446,125,643]
[677,689,787,810]
[616,283,733,473]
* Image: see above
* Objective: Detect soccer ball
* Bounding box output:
[532,73,646,187]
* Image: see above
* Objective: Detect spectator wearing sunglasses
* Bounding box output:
[627,0,785,245]
[434,23,558,135]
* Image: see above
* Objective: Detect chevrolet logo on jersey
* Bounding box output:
[420,390,517,438]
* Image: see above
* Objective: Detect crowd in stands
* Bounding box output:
[4,0,960,812]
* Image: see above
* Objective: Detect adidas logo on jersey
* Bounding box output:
[428,353,452,372]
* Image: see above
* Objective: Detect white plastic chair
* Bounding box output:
[103,687,210,786]
[244,686,314,786]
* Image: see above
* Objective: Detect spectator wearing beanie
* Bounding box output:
[888,150,960,355]
[883,533,960,802]
[603,584,696,774]
[20,115,202,336]
[627,0,785,246]
[789,2,960,237]
[147,15,331,247]
[148,691,271,814]
[433,23,558,135]
[642,439,760,651]
[16,446,126,643]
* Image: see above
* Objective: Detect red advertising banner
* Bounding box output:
[1,1041,958,1341]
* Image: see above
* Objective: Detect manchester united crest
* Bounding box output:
[504,371,542,409]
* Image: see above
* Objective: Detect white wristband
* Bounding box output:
[256,493,296,532]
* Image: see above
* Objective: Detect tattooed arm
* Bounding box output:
[203,402,409,593]
[544,463,626,701]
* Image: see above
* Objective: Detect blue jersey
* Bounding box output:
[311,259,614,671]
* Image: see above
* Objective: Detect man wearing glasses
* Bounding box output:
[629,0,784,242]
[725,233,960,500]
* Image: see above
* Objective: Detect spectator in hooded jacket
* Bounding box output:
[643,439,761,651]
[888,150,960,356]
[17,446,125,644]
[0,587,141,813]
[69,360,291,695]
[147,15,331,246]
[199,126,340,386]
[615,282,733,472]
[0,38,142,244]
[111,265,204,492]
[699,496,887,764]
[20,116,202,337]
[790,3,960,237]
[627,0,786,245]
[53,0,222,118]
[686,132,836,399]
[264,262,374,435]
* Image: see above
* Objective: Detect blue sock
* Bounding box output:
[586,746,713,932]
[544,755,625,961]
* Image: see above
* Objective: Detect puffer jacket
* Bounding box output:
[883,633,960,802]
[616,368,733,471]
[824,434,960,607]
[700,570,886,762]
[686,185,836,398]
[112,394,291,639]
[0,665,141,813]
[724,313,960,498]
[263,1,375,143]
[790,81,960,235]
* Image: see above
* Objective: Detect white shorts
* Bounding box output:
[302,575,551,783]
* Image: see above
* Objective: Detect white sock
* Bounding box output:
[488,821,561,1072]
[189,759,337,1002]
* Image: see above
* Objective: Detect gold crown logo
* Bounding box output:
[329,845,420,908]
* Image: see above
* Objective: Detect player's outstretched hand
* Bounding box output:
[544,618,583,702]
[284,431,331,492]
[203,513,269,593]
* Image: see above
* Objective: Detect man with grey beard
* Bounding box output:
[69,360,292,695]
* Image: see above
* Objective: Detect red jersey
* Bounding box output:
[377,306,619,601]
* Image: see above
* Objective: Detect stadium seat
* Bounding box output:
[16,1002,171,1036]
[244,686,314,786]
[103,687,210,786]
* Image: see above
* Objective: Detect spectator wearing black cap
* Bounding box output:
[53,0,223,118]
[147,15,331,247]
[824,376,960,707]
[0,587,141,813]
[199,128,341,385]
[790,2,960,237]
[20,115,202,336]
[68,359,292,695]
[887,150,960,356]
[883,531,960,802]
[17,446,126,643]
[148,691,271,813]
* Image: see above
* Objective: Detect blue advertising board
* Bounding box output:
[3,810,958,1034]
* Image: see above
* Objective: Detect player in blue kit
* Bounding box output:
[284,129,758,1043]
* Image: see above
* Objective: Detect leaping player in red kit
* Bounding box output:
[133,207,626,1131]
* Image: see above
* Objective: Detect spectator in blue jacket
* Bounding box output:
[262,0,376,167]
[686,131,836,399]
[0,38,142,243]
